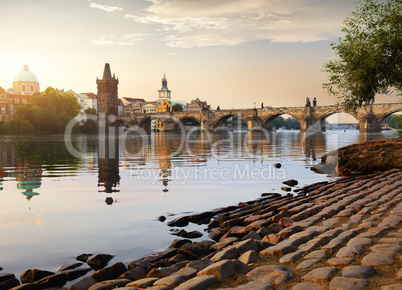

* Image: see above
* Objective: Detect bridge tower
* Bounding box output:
[158,72,171,101]
[97,63,119,117]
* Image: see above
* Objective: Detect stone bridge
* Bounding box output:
[116,103,402,132]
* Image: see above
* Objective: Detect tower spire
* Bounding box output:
[103,63,112,80]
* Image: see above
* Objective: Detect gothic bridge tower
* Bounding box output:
[97,63,119,117]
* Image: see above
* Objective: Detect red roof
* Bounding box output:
[144,101,158,105]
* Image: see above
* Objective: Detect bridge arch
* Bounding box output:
[378,109,402,124]
[214,114,248,129]
[174,116,201,131]
[261,113,302,130]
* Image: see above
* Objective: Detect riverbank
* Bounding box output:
[2,167,401,290]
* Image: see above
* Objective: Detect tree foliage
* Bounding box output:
[323,0,401,112]
[15,87,81,133]
[269,116,301,130]
[172,103,183,112]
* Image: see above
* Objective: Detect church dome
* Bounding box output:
[14,64,39,83]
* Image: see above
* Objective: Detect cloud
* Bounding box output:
[125,0,352,48]
[90,2,123,13]
[91,33,151,45]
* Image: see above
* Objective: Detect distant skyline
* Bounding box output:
[0,0,397,119]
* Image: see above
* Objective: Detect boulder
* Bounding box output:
[58,262,83,272]
[91,262,127,282]
[20,269,55,283]
[175,275,218,290]
[246,265,292,286]
[197,260,236,280]
[88,279,131,290]
[167,216,189,227]
[87,254,114,270]
[118,267,147,281]
[68,276,98,290]
[0,278,19,289]
[62,268,92,281]
[33,273,68,289]
[75,253,93,263]
[0,273,15,283]
[282,179,298,187]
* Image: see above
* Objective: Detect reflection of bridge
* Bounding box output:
[116,103,402,132]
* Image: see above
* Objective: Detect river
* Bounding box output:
[0,130,397,278]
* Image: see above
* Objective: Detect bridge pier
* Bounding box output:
[358,114,381,132]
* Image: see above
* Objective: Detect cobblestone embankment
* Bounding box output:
[4,168,402,290]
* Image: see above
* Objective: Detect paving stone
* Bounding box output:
[218,281,273,290]
[246,265,292,286]
[327,257,355,266]
[153,274,187,288]
[175,275,218,290]
[197,260,236,280]
[296,259,321,270]
[342,266,375,279]
[302,267,338,282]
[292,282,324,289]
[279,251,304,263]
[388,232,402,238]
[336,245,364,258]
[379,216,402,227]
[336,208,356,217]
[173,267,198,280]
[260,238,301,256]
[210,246,238,262]
[381,284,402,290]
[349,215,363,224]
[329,276,369,289]
[322,217,343,227]
[347,237,373,247]
[371,244,402,255]
[304,249,329,260]
[262,234,284,245]
[397,268,402,279]
[293,217,321,228]
[361,252,393,266]
[242,230,262,241]
[277,226,303,238]
[288,230,318,242]
[238,250,260,265]
[126,278,158,288]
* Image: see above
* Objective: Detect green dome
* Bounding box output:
[14,64,39,83]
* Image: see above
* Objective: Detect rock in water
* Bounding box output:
[20,269,55,283]
[282,179,298,187]
[75,253,93,263]
[58,262,83,272]
[158,215,166,222]
[167,216,189,227]
[87,254,114,270]
[274,163,282,168]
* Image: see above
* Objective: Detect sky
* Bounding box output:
[0,0,397,115]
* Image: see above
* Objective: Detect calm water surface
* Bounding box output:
[0,130,396,277]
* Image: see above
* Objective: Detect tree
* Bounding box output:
[323,0,401,112]
[172,103,183,112]
[15,87,81,133]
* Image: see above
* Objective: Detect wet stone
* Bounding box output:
[329,276,369,290]
[296,259,321,270]
[0,273,15,283]
[342,266,375,279]
[302,267,337,282]
[371,244,402,255]
[361,252,393,266]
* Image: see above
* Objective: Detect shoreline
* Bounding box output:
[2,168,402,290]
